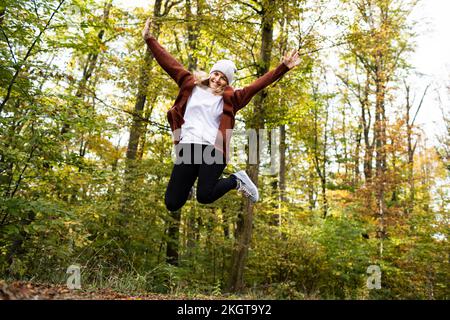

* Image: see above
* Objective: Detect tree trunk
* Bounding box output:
[374,53,387,257]
[269,128,280,226]
[272,7,289,226]
[341,102,349,179]
[405,83,414,214]
[119,0,163,218]
[183,0,203,262]
[123,7,162,161]
[312,87,329,219]
[405,82,428,214]
[321,97,329,218]
[228,0,275,292]
[354,122,362,187]
[362,72,373,182]
[166,209,182,265]
[279,124,287,203]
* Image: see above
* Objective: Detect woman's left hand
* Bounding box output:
[142,18,153,41]
[282,49,301,69]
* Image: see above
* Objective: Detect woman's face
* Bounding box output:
[209,71,228,90]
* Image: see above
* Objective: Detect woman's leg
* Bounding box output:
[196,146,237,204]
[164,144,199,211]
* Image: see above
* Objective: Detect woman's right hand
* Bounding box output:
[282,49,301,70]
[142,18,152,41]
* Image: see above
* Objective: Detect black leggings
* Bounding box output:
[164,143,237,212]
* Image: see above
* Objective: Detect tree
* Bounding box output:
[228,0,277,292]
[404,81,429,213]
[165,0,204,266]
[345,0,417,256]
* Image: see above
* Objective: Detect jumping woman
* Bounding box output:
[142,18,300,212]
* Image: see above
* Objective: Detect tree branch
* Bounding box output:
[411,84,430,126]
[234,0,262,15]
[162,0,183,17]
[0,26,17,64]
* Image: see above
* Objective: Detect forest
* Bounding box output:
[0,0,448,300]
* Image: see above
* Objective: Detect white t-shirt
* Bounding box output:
[180,85,224,145]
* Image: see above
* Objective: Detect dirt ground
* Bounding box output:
[0,280,209,300]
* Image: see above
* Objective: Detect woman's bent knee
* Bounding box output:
[165,194,184,212]
[196,191,214,204]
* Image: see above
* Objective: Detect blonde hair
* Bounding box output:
[193,70,226,96]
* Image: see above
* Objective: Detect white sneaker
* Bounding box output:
[232,170,259,202]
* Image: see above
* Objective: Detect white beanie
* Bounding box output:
[209,59,237,84]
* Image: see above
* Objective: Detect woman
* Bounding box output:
[142,18,300,212]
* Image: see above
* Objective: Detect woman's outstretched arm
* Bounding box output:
[142,18,192,88]
[233,49,301,111]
